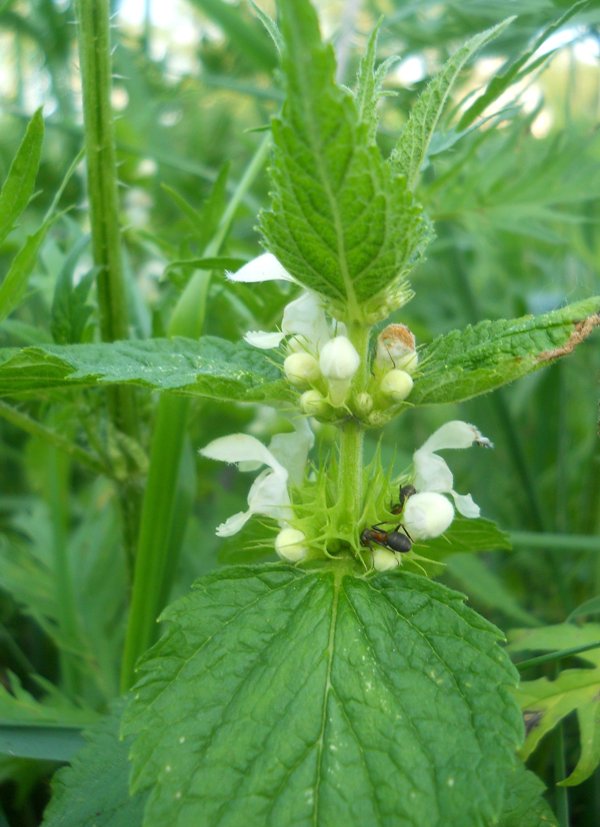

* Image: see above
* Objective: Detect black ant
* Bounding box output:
[391,484,416,515]
[360,523,412,553]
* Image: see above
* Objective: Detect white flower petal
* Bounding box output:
[200,433,285,475]
[216,510,252,537]
[413,451,454,494]
[269,419,314,486]
[247,467,291,521]
[451,491,481,518]
[226,253,294,283]
[420,421,491,453]
[403,492,454,540]
[372,548,400,572]
[282,292,330,351]
[244,330,285,349]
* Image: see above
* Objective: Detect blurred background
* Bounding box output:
[0,0,599,823]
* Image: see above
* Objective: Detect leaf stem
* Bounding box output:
[75,0,141,571]
[515,640,600,671]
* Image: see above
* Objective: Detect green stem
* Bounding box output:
[510,531,600,553]
[516,640,600,671]
[75,0,141,571]
[0,400,108,476]
[120,137,271,691]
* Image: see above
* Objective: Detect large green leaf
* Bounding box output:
[497,763,557,827]
[391,19,513,191]
[0,336,291,403]
[411,297,600,405]
[260,0,430,324]
[509,623,600,787]
[123,564,522,826]
[0,108,44,246]
[42,703,146,827]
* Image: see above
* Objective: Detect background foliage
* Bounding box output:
[0,0,598,824]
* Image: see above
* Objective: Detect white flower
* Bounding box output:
[227,254,331,351]
[403,492,455,540]
[284,352,321,386]
[412,421,492,519]
[200,421,313,537]
[376,324,418,373]
[319,335,360,406]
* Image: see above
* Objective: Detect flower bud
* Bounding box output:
[275,527,308,562]
[284,352,321,387]
[372,548,400,572]
[355,392,373,416]
[402,492,454,540]
[319,336,360,380]
[319,336,360,407]
[379,369,414,402]
[300,389,327,417]
[376,324,418,373]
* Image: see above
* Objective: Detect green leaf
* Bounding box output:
[123,565,522,826]
[50,235,95,344]
[411,297,600,406]
[392,18,513,191]
[354,24,398,145]
[457,1,589,131]
[0,336,291,403]
[498,763,557,827]
[187,0,276,71]
[0,217,54,324]
[0,725,84,763]
[42,703,146,827]
[418,515,511,560]
[509,623,600,787]
[260,0,430,323]
[0,108,44,246]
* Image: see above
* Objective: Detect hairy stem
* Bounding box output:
[75,0,141,570]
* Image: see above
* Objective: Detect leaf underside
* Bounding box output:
[123,565,522,827]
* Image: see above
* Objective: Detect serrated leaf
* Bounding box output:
[123,565,522,827]
[0,337,291,403]
[260,0,430,323]
[392,18,513,191]
[509,623,600,787]
[354,24,398,145]
[50,236,95,344]
[0,108,44,246]
[411,297,600,406]
[498,763,557,827]
[42,702,147,827]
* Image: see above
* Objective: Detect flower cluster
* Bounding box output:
[202,418,491,569]
[227,254,418,422]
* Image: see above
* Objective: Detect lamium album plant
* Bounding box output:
[0,0,599,826]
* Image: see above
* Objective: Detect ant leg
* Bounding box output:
[394,523,414,543]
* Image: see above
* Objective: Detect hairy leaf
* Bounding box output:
[123,565,522,827]
[0,108,44,246]
[0,337,291,403]
[509,623,600,787]
[260,0,430,323]
[411,297,600,405]
[392,19,513,190]
[42,703,146,827]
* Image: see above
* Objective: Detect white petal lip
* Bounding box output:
[226,253,294,283]
[420,421,493,453]
[244,330,285,349]
[201,433,286,474]
[281,292,330,351]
